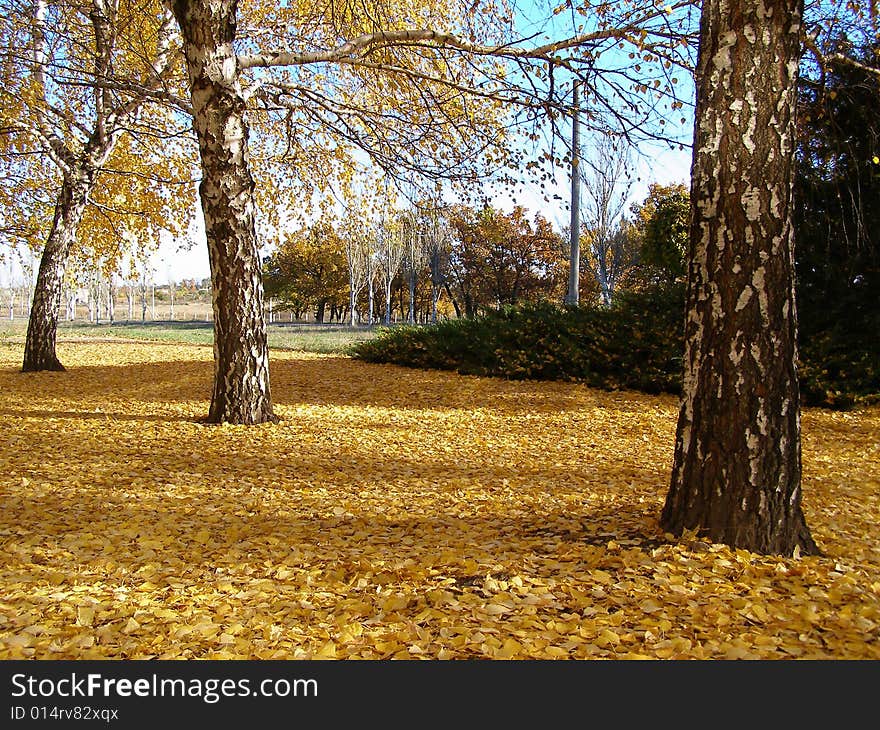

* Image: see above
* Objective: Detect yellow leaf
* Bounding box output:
[543,646,570,658]
[638,599,663,614]
[483,603,511,616]
[724,645,756,660]
[382,595,409,612]
[495,638,522,658]
[194,622,220,638]
[748,604,769,623]
[595,629,620,648]
[426,589,455,606]
[76,606,95,627]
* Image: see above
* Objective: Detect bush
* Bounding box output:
[797,275,880,409]
[350,283,879,410]
[350,286,686,395]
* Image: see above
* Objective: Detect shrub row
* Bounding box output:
[797,278,880,409]
[350,284,879,409]
[351,287,685,395]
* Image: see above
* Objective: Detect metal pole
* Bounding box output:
[566,80,581,306]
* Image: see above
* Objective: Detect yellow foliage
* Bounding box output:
[0,341,878,659]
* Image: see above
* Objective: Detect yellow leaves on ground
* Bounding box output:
[0,341,879,660]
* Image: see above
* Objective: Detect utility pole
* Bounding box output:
[566,80,581,306]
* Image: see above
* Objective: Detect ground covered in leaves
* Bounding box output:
[1,342,878,659]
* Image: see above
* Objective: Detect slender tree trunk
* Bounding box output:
[173,0,275,424]
[90,275,99,324]
[444,282,461,319]
[430,247,443,324]
[349,285,359,326]
[22,176,91,371]
[406,269,413,324]
[597,251,612,306]
[661,0,818,556]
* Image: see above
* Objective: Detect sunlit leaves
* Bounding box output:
[0,0,195,273]
[0,341,878,659]
[262,222,349,315]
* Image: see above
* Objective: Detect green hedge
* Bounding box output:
[351,287,685,395]
[349,285,878,409]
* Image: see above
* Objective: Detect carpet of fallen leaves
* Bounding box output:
[1,341,879,660]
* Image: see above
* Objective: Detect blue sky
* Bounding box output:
[2,1,697,287]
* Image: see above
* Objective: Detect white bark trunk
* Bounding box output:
[172,0,276,424]
[661,0,817,556]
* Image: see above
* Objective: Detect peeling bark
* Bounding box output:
[661,0,819,556]
[21,3,177,372]
[23,176,92,372]
[172,0,276,424]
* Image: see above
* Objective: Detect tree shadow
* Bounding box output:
[0,444,669,582]
[1,353,676,416]
[0,408,194,423]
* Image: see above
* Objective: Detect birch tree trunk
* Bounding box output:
[21,2,176,372]
[349,286,358,326]
[22,176,92,371]
[407,267,416,324]
[661,0,818,555]
[430,247,443,324]
[108,279,115,323]
[172,0,276,424]
[566,81,581,306]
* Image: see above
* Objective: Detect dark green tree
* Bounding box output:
[796,38,879,299]
[627,183,690,288]
[795,37,880,406]
[640,188,690,284]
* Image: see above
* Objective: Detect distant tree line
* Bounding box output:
[260,184,691,326]
[266,32,879,366]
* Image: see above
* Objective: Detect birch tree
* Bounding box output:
[341,212,371,326]
[424,207,452,324]
[401,210,426,325]
[166,0,695,422]
[1,0,192,371]
[377,215,408,326]
[580,135,634,306]
[660,0,819,555]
